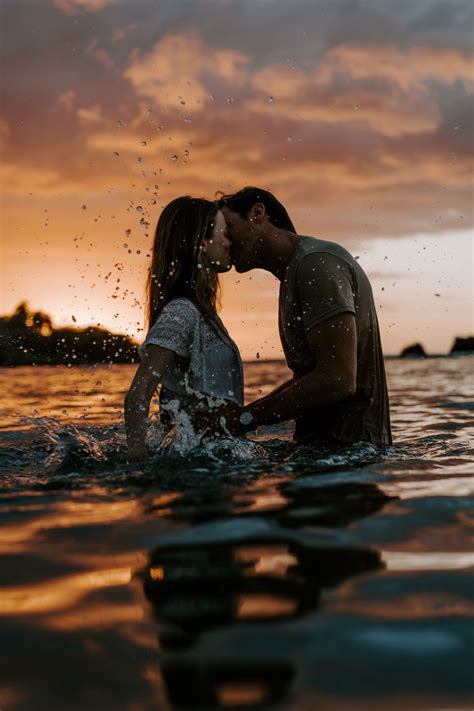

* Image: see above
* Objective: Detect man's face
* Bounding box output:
[221,207,261,273]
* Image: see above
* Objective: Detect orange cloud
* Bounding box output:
[124,32,250,112]
[77,105,108,125]
[326,45,474,92]
[53,0,117,14]
[249,45,473,137]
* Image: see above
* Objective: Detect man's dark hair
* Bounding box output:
[217,186,297,233]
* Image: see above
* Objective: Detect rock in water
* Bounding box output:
[450,336,474,354]
[400,343,426,358]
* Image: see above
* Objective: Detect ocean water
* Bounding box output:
[0,357,473,711]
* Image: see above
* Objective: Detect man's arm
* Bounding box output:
[242,312,357,428]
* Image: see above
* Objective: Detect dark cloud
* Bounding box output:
[1,0,472,243]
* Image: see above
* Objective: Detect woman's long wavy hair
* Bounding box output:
[146,197,220,330]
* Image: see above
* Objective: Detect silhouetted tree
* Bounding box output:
[0,302,138,366]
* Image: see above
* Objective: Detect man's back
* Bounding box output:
[279,236,392,446]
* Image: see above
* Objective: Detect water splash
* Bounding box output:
[150,399,268,462]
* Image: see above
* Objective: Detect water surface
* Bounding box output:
[1,357,473,710]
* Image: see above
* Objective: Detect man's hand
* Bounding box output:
[191,401,245,436]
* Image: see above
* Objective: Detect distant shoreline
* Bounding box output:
[2,303,472,367]
[1,353,473,369]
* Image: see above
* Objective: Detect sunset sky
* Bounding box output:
[1,0,473,358]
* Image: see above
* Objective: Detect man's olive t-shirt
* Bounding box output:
[279,236,392,446]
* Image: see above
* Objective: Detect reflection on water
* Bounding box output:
[0,357,473,710]
[143,509,384,707]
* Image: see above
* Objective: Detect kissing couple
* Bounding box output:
[125,187,392,463]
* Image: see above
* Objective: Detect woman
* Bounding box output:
[124,196,244,463]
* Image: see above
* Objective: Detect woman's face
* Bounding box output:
[201,210,232,272]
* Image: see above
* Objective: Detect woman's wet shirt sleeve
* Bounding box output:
[141,299,199,358]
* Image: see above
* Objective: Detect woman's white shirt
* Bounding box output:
[139,298,244,406]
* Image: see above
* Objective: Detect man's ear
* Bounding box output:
[248,202,266,224]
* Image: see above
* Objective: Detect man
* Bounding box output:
[218,187,392,447]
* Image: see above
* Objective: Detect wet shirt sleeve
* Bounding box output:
[140,299,199,358]
[296,253,356,331]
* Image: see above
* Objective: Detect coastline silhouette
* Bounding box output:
[1,302,472,367]
[0,302,138,366]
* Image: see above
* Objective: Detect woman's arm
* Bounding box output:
[124,345,175,463]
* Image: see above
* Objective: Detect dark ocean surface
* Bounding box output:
[0,357,473,710]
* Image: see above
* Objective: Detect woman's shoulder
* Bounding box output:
[150,298,203,335]
[162,297,201,318]
[142,299,202,355]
